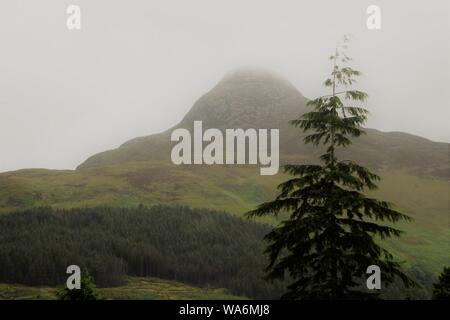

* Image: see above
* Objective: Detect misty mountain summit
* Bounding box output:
[180,67,308,129]
[77,67,447,178]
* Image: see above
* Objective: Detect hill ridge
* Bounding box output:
[76,68,448,176]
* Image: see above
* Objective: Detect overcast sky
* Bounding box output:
[0,0,449,172]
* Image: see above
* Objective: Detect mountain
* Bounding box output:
[0,67,448,276]
[77,67,448,177]
[77,68,309,169]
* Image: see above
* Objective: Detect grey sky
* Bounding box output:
[0,0,449,172]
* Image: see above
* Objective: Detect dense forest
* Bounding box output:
[0,205,285,299]
[0,205,436,299]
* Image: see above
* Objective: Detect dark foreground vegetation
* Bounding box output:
[0,205,285,299]
[0,205,438,299]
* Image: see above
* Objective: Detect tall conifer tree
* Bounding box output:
[248,36,414,299]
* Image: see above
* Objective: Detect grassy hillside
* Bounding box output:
[0,162,448,275]
[368,172,449,274]
[0,277,244,300]
[0,161,282,217]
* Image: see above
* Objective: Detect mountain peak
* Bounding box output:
[180,67,307,129]
[76,68,448,174]
[77,68,308,169]
[219,67,293,85]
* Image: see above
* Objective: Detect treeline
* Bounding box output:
[0,205,285,299]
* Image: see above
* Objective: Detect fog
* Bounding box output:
[0,0,448,172]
